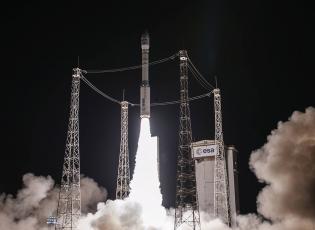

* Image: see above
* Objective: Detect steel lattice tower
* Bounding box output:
[116,101,130,199]
[55,68,81,230]
[213,88,231,225]
[174,50,200,230]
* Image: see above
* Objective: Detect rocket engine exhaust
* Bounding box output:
[140,31,150,118]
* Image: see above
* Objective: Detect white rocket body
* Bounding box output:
[140,32,150,118]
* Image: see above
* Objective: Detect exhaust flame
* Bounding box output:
[128,118,167,228]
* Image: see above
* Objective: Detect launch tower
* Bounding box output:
[213,88,231,225]
[174,50,201,230]
[55,68,82,230]
[116,101,130,199]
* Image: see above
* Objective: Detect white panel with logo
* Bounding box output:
[192,144,218,158]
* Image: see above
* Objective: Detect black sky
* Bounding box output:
[2,1,313,215]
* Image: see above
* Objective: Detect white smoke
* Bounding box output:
[81,176,108,214]
[1,107,314,230]
[0,173,56,230]
[0,174,106,230]
[247,106,315,230]
[79,107,315,230]
[78,199,144,230]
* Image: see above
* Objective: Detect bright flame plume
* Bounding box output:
[128,118,167,228]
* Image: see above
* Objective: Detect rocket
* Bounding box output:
[140,31,150,118]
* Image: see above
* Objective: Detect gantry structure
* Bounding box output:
[116,101,130,199]
[174,50,201,230]
[53,45,231,230]
[55,68,81,230]
[213,88,231,225]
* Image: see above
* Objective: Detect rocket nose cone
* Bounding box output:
[141,31,150,46]
[142,30,149,38]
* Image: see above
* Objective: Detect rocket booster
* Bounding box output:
[140,31,150,118]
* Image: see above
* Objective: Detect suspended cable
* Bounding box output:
[188,64,213,91]
[80,72,212,107]
[129,92,212,107]
[187,57,215,89]
[80,74,121,105]
[188,62,214,90]
[83,53,178,74]
[187,57,211,86]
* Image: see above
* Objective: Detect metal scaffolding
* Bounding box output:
[116,101,130,199]
[213,88,231,225]
[174,50,201,230]
[55,68,82,230]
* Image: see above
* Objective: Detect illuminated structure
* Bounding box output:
[213,88,231,225]
[55,68,82,230]
[174,50,201,230]
[226,145,240,227]
[192,141,239,228]
[116,101,130,199]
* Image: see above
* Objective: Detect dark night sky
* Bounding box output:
[2,1,313,215]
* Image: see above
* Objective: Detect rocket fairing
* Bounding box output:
[140,31,150,118]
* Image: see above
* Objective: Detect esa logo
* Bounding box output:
[196,147,215,156]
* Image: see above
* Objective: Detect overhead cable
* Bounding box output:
[80,74,121,105]
[125,91,212,107]
[80,73,212,107]
[151,92,212,107]
[188,64,213,91]
[83,53,178,74]
[187,57,215,89]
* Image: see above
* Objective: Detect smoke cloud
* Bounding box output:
[81,176,107,214]
[0,174,107,230]
[1,107,314,230]
[78,199,145,230]
[247,106,315,229]
[80,108,314,230]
